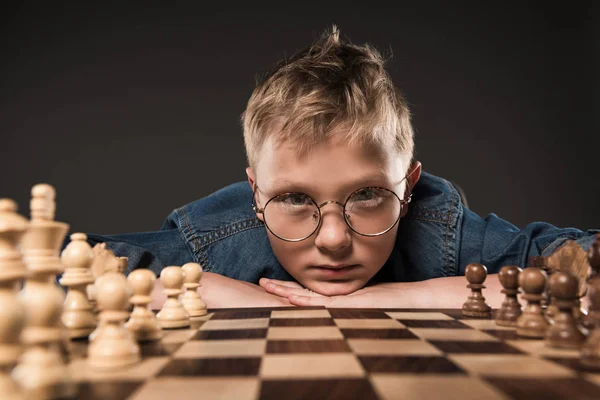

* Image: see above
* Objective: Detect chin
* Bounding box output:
[309,280,364,296]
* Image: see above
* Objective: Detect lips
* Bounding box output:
[313,264,358,277]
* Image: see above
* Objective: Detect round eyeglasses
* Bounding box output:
[252,185,412,242]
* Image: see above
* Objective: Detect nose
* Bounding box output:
[314,204,352,252]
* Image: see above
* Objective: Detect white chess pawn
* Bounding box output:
[88,272,140,370]
[181,262,207,317]
[156,266,190,329]
[12,279,75,399]
[59,233,97,339]
[124,269,163,341]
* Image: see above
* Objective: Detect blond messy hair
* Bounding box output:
[241,25,414,168]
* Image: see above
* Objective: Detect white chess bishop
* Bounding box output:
[124,269,163,341]
[88,272,140,370]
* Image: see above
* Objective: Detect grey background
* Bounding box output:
[1,2,598,236]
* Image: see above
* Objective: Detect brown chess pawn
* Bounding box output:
[181,262,207,317]
[529,256,550,310]
[545,272,588,349]
[495,265,522,326]
[581,277,600,368]
[462,263,492,318]
[156,266,190,329]
[582,236,600,331]
[124,269,163,341]
[516,267,550,338]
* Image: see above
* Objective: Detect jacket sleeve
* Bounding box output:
[457,206,599,275]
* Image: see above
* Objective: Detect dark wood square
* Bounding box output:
[399,320,470,328]
[483,329,520,340]
[266,339,351,353]
[327,309,391,319]
[259,378,378,400]
[359,355,466,373]
[210,310,272,320]
[193,328,268,340]
[440,309,498,320]
[341,328,418,339]
[544,357,599,373]
[428,340,524,354]
[75,381,142,400]
[139,341,184,357]
[486,377,600,400]
[269,318,335,327]
[158,357,261,376]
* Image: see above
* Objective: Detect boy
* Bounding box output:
[83,26,598,309]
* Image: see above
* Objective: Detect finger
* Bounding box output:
[289,295,332,307]
[259,278,302,289]
[263,282,319,298]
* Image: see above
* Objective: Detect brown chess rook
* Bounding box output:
[462,263,492,318]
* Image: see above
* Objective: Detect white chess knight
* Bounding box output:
[156,266,191,328]
[124,269,163,341]
[59,233,97,339]
[181,262,207,317]
[88,272,140,370]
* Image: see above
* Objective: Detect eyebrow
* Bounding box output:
[263,173,394,196]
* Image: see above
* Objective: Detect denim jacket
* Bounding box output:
[85,171,598,283]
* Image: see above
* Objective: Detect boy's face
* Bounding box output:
[247,134,420,296]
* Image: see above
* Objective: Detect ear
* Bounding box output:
[246,167,264,222]
[400,160,422,217]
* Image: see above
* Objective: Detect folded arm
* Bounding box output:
[260,274,504,308]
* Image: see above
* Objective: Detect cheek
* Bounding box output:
[266,231,308,275]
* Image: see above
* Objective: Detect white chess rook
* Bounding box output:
[156,266,191,329]
[125,269,163,341]
[88,272,140,370]
[59,233,97,339]
[181,262,207,317]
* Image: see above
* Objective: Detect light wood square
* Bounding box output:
[271,310,331,319]
[449,354,576,377]
[334,318,406,329]
[260,353,364,378]
[200,318,269,330]
[370,375,509,400]
[267,326,343,340]
[173,339,266,358]
[460,320,516,331]
[69,357,169,381]
[161,329,198,344]
[347,339,442,356]
[584,373,600,387]
[385,312,453,320]
[129,377,259,400]
[410,328,499,342]
[505,340,581,358]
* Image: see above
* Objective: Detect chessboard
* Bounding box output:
[63,306,600,400]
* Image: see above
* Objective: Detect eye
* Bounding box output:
[352,188,382,201]
[275,193,312,206]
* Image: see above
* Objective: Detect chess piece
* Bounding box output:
[12,276,75,398]
[181,262,207,317]
[59,233,97,338]
[124,269,163,341]
[461,263,492,318]
[0,199,28,400]
[495,265,522,326]
[88,272,140,370]
[156,266,190,328]
[87,243,121,313]
[545,271,588,349]
[581,277,600,368]
[516,267,550,338]
[13,185,75,398]
[116,257,128,274]
[582,236,600,331]
[530,256,550,310]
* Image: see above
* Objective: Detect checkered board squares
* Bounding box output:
[64,307,600,400]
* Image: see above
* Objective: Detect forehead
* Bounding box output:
[255,135,409,195]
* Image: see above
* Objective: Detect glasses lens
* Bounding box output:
[263,193,319,240]
[345,188,401,235]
